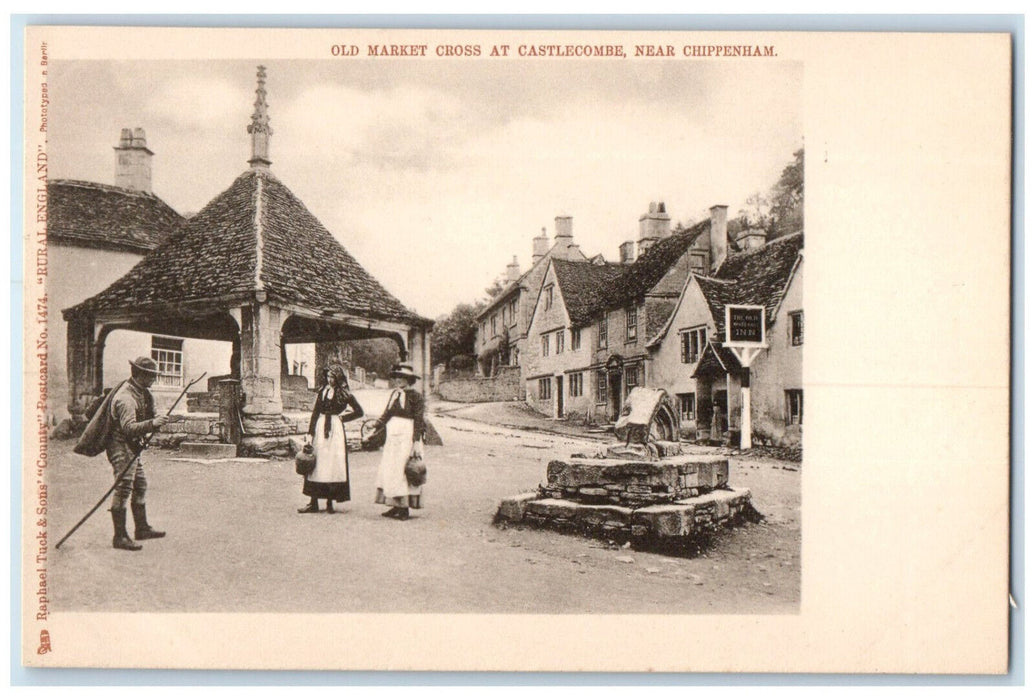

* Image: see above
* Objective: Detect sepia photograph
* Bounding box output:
[19,26,1011,673]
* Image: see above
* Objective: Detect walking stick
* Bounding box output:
[55,372,207,550]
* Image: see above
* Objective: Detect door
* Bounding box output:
[555,375,564,417]
[608,369,623,421]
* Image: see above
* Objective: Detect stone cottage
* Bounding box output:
[583,202,729,430]
[47,129,237,418]
[474,216,587,381]
[647,231,804,445]
[523,256,624,418]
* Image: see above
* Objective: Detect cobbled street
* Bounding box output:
[46,391,800,614]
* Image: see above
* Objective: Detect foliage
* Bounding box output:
[730,148,804,241]
[431,302,485,366]
[347,338,399,378]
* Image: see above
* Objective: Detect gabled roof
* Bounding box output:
[478,239,588,321]
[551,258,625,327]
[692,341,743,378]
[66,169,432,327]
[713,231,804,328]
[647,230,803,346]
[47,179,184,254]
[597,218,710,310]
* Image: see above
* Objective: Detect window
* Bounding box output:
[678,393,696,421]
[598,317,608,349]
[690,253,707,276]
[541,334,550,357]
[151,336,183,387]
[624,365,640,397]
[596,370,608,403]
[568,372,584,397]
[626,307,638,341]
[538,377,553,400]
[513,348,520,366]
[786,390,804,425]
[509,299,518,325]
[789,311,804,346]
[544,285,554,311]
[680,326,708,363]
[491,314,498,337]
[571,328,581,351]
[556,330,565,354]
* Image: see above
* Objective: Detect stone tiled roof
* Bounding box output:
[66,169,432,327]
[551,258,625,326]
[692,341,743,378]
[647,231,803,347]
[707,231,804,333]
[597,219,710,310]
[47,179,184,254]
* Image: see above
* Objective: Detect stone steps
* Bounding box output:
[496,487,758,545]
[177,442,239,459]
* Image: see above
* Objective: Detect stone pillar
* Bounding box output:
[66,315,97,412]
[239,301,283,415]
[408,326,432,396]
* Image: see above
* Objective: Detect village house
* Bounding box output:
[578,201,728,432]
[523,256,624,418]
[473,216,587,382]
[47,128,243,419]
[647,231,804,446]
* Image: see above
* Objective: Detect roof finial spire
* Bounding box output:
[248,65,272,170]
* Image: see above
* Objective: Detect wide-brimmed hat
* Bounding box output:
[129,356,159,374]
[389,363,420,380]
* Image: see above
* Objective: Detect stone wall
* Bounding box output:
[437,365,524,402]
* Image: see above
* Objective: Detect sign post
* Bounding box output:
[723,305,767,449]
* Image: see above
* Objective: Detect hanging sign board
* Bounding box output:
[724,305,766,346]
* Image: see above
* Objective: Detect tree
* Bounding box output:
[348,338,400,378]
[769,147,803,239]
[431,302,485,367]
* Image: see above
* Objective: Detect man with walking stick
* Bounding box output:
[104,357,170,551]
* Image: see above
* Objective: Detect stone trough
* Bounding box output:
[496,441,761,551]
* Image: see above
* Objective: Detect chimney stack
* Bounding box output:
[709,205,729,272]
[506,255,521,282]
[554,215,574,249]
[637,200,671,256]
[248,65,273,170]
[619,241,636,264]
[532,227,550,264]
[113,127,154,193]
[736,228,767,252]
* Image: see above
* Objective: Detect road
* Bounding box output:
[45,395,800,614]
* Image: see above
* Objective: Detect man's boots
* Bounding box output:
[131,503,166,540]
[111,508,142,551]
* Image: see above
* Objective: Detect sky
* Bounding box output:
[48,58,802,319]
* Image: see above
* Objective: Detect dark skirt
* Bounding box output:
[303,478,350,501]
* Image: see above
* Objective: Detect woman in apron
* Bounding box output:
[299,365,364,514]
[372,363,425,520]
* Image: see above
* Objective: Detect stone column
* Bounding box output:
[65,315,97,412]
[239,301,283,416]
[408,326,431,396]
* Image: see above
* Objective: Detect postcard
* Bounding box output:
[19,25,1011,672]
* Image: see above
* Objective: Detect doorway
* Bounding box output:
[555,375,564,417]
